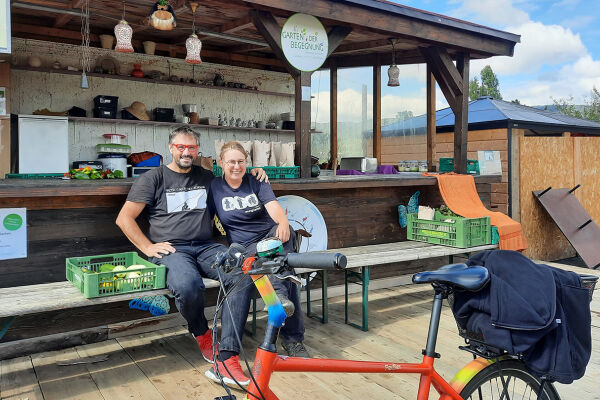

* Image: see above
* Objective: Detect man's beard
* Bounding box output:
[176,155,194,169]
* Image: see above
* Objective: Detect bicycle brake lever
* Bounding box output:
[273,274,302,287]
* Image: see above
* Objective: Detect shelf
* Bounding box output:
[12,66,295,98]
[68,116,295,134]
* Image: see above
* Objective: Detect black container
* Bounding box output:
[94,95,119,108]
[93,107,117,119]
[72,160,103,170]
[282,121,295,130]
[154,108,174,122]
[121,109,138,120]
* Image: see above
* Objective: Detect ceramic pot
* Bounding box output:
[28,56,42,68]
[99,34,114,49]
[188,112,199,124]
[142,41,156,55]
[131,64,144,78]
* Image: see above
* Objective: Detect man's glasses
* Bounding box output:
[225,160,246,167]
[172,144,200,153]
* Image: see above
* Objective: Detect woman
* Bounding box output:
[208,141,309,358]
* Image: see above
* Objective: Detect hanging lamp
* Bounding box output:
[115,1,134,53]
[80,0,91,89]
[185,2,202,64]
[387,39,400,87]
[149,0,177,31]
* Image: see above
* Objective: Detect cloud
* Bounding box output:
[450,0,529,27]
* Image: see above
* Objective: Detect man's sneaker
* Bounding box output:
[205,355,251,387]
[281,341,310,358]
[195,330,217,363]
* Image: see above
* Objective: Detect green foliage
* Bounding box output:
[469,65,503,100]
[551,87,600,122]
[511,99,521,105]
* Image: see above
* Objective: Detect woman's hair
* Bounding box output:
[220,141,248,161]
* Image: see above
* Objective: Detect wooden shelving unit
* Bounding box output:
[12,66,295,98]
[68,116,295,134]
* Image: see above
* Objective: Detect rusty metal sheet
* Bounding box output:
[533,187,600,269]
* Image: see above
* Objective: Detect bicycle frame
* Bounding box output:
[240,259,464,400]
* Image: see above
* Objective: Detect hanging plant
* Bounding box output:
[149,0,177,31]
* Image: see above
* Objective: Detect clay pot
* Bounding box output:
[142,41,156,55]
[131,64,144,78]
[188,112,199,124]
[28,56,42,68]
[99,34,114,49]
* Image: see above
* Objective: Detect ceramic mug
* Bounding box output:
[188,112,199,124]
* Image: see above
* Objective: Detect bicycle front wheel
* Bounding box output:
[459,359,560,400]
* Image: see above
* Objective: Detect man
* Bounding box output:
[116,127,265,387]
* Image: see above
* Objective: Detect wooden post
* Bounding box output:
[426,64,436,171]
[372,63,381,163]
[0,63,11,177]
[330,66,338,171]
[454,53,469,174]
[295,72,312,178]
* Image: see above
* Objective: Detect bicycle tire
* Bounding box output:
[459,359,561,400]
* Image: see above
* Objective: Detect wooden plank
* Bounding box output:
[330,66,338,168]
[296,71,312,178]
[327,26,353,57]
[373,63,382,163]
[0,356,44,400]
[454,53,469,174]
[31,347,103,400]
[426,64,436,171]
[421,47,456,112]
[75,340,165,400]
[577,138,600,225]
[249,10,299,76]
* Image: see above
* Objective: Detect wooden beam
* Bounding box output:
[334,38,390,55]
[454,53,470,174]
[327,26,353,57]
[426,64,436,171]
[295,72,312,177]
[241,0,517,56]
[330,66,338,169]
[373,62,381,163]
[324,48,424,69]
[54,0,84,27]
[250,9,299,76]
[420,47,457,112]
[422,46,462,98]
[198,16,254,42]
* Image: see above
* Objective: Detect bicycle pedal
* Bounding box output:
[214,396,237,400]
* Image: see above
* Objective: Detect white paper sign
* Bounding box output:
[477,150,502,175]
[281,13,328,72]
[0,208,27,260]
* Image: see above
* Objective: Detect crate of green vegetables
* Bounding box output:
[66,252,166,298]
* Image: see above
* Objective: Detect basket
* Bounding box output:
[439,158,480,175]
[407,211,491,248]
[66,252,166,298]
[212,165,300,179]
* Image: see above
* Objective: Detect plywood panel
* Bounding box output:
[520,137,575,260]
[576,137,600,224]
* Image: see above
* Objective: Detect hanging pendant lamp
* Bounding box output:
[387,39,400,87]
[149,0,177,31]
[80,0,91,89]
[115,1,134,53]
[185,2,202,64]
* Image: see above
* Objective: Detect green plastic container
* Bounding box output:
[212,165,300,179]
[5,173,65,179]
[438,158,480,175]
[66,252,166,298]
[407,211,491,248]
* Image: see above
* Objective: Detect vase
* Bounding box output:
[99,35,114,49]
[131,64,144,78]
[142,41,156,55]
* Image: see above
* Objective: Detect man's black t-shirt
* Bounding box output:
[127,165,214,243]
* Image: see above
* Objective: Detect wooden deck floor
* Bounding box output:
[1,262,598,400]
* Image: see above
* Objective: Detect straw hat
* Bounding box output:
[124,101,150,121]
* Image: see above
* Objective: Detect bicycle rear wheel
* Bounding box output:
[459,359,560,400]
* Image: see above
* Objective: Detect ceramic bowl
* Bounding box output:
[182,104,197,114]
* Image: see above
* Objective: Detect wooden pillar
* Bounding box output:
[372,63,381,163]
[0,63,10,178]
[426,64,436,171]
[330,66,338,169]
[295,72,312,178]
[454,53,469,174]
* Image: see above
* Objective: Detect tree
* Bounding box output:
[551,87,600,122]
[510,99,521,105]
[469,65,503,100]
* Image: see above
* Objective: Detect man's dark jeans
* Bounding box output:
[151,241,254,354]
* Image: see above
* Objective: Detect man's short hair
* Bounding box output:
[169,127,200,145]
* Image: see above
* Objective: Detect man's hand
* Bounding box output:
[250,167,269,183]
[275,223,290,243]
[143,242,176,259]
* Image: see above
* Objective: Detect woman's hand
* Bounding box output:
[249,167,269,183]
[276,223,290,243]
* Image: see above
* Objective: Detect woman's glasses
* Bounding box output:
[225,160,246,167]
[172,144,200,153]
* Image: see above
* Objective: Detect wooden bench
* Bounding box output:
[0,278,261,342]
[303,241,498,331]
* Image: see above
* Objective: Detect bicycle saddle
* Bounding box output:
[412,263,489,291]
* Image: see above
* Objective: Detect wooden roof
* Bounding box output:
[9,0,520,72]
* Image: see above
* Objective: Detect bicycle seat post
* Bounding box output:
[423,288,446,358]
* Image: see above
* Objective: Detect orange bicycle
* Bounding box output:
[210,243,596,400]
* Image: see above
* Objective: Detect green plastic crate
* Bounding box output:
[407,211,491,248]
[438,158,480,175]
[66,252,166,298]
[5,173,65,179]
[212,165,300,179]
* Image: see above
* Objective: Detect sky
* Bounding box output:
[310,0,600,124]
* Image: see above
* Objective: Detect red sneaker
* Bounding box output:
[205,355,251,387]
[196,330,218,363]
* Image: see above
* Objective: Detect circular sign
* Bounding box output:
[281,13,328,72]
[277,195,327,253]
[3,214,23,231]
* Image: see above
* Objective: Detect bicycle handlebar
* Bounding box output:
[286,252,347,270]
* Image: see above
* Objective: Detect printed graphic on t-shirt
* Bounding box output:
[221,194,260,213]
[166,186,207,213]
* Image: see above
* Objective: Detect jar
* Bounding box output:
[418,160,428,172]
[131,64,144,78]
